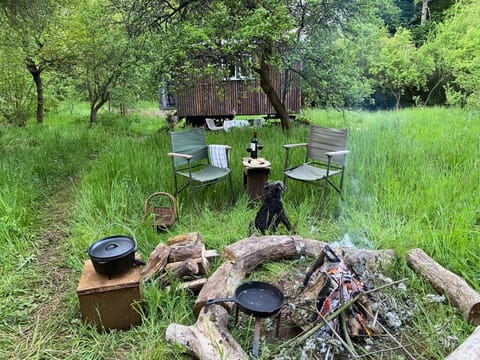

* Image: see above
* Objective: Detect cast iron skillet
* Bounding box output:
[204,280,284,318]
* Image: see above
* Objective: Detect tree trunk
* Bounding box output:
[256,46,290,131]
[391,89,401,111]
[89,104,97,126]
[25,59,43,124]
[421,0,430,25]
[89,96,108,126]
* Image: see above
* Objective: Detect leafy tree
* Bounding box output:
[0,48,34,126]
[0,0,71,124]
[63,0,142,125]
[118,0,394,129]
[369,27,434,110]
[423,0,480,109]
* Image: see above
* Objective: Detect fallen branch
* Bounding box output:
[165,304,248,360]
[406,248,480,325]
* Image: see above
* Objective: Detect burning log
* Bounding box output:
[288,244,374,356]
[446,326,480,360]
[406,248,480,325]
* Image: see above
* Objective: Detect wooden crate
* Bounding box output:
[76,258,142,331]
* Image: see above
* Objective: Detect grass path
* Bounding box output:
[33,181,76,325]
[6,180,82,359]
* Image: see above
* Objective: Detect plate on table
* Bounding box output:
[243,157,271,168]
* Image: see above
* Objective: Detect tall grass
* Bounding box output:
[1,104,478,359]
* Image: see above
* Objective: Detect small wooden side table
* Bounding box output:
[76,255,142,331]
[242,157,271,202]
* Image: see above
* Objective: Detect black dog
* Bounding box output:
[252,181,293,235]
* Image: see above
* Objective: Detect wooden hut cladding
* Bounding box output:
[175,69,301,119]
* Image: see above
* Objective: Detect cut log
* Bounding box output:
[193,261,246,316]
[175,278,207,293]
[167,232,203,246]
[446,326,480,360]
[168,243,205,263]
[223,235,306,274]
[168,258,199,280]
[406,248,480,325]
[165,249,218,275]
[299,238,395,272]
[223,235,395,274]
[165,304,248,360]
[141,243,170,282]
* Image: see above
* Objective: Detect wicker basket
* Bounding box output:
[142,192,178,231]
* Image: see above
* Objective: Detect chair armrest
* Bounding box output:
[168,152,193,160]
[326,150,350,157]
[283,143,308,149]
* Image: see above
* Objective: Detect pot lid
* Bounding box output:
[88,235,136,260]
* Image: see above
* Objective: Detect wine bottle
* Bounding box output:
[250,131,258,159]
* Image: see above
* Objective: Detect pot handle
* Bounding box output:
[105,243,119,250]
[203,298,236,313]
[92,222,137,245]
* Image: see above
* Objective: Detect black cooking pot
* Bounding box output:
[87,235,140,276]
[204,280,284,318]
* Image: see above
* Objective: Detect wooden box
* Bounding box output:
[76,258,142,331]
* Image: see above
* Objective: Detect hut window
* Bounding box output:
[228,63,253,80]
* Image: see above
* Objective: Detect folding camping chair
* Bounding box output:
[168,127,234,212]
[283,125,349,213]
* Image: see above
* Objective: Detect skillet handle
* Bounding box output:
[203,298,236,313]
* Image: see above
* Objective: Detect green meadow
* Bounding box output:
[0,104,478,359]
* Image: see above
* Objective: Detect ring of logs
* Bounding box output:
[165,235,395,360]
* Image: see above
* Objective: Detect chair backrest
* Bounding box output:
[307,125,348,166]
[169,128,209,167]
[206,118,222,130]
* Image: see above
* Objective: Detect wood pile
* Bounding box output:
[141,232,219,292]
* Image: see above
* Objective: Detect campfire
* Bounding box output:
[286,245,374,355]
[277,244,413,359]
[157,235,480,359]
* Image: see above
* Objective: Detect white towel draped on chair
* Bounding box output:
[209,144,229,169]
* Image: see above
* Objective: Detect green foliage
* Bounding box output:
[1,104,479,359]
[369,27,434,109]
[298,23,384,108]
[0,54,35,126]
[425,0,480,109]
